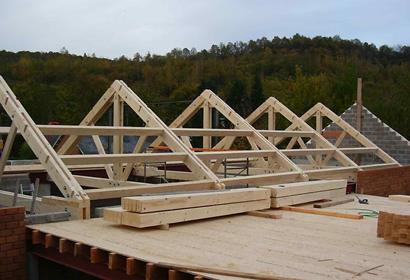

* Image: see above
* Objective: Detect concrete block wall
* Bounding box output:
[323,103,410,165]
[357,166,410,196]
[0,206,26,280]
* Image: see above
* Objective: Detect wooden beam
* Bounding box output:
[121,188,270,213]
[339,147,378,154]
[37,125,163,136]
[280,148,334,156]
[74,175,149,188]
[196,150,276,161]
[262,179,347,197]
[356,78,363,132]
[92,135,114,179]
[0,76,87,200]
[221,171,304,187]
[85,180,215,200]
[203,101,211,149]
[113,93,124,180]
[105,199,270,228]
[280,206,363,220]
[60,153,187,165]
[0,122,17,179]
[172,128,253,137]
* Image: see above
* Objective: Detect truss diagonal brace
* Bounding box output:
[0,76,87,200]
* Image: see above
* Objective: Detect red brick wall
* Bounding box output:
[357,166,410,196]
[0,206,26,280]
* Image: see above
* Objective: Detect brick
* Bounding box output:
[5,222,18,229]
[5,208,20,215]
[5,236,18,243]
[0,229,13,237]
[6,249,20,257]
[0,243,13,251]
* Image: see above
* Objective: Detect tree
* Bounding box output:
[226,79,249,117]
[250,74,265,110]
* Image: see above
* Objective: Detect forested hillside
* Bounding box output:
[0,34,409,157]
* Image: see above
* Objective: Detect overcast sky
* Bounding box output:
[1,0,409,58]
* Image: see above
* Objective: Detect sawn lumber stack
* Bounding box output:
[104,188,270,228]
[261,179,347,208]
[377,211,410,245]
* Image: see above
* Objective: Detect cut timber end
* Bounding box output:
[103,207,125,224]
[377,211,410,245]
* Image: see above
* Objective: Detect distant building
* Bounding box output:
[323,103,410,165]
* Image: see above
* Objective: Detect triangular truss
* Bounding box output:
[57,80,223,187]
[151,89,308,185]
[245,97,358,170]
[299,103,400,169]
[0,76,400,217]
[0,78,226,207]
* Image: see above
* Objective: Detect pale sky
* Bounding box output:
[1,0,409,58]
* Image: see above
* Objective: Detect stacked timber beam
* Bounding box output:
[104,188,270,228]
[377,211,410,245]
[261,179,347,208]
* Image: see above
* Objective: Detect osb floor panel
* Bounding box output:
[28,195,410,280]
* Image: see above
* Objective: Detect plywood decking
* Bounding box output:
[28,195,410,280]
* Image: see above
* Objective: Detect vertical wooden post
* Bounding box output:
[0,122,17,180]
[315,111,323,166]
[268,107,275,144]
[356,78,363,132]
[356,77,363,165]
[113,93,124,179]
[203,101,211,149]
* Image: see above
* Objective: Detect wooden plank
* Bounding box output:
[359,163,399,170]
[339,147,378,154]
[121,188,270,213]
[105,199,270,228]
[280,206,363,220]
[388,195,410,203]
[86,180,215,200]
[221,171,304,187]
[247,210,282,219]
[313,198,354,208]
[172,128,253,137]
[60,152,187,165]
[0,122,17,179]
[0,77,87,200]
[261,179,347,197]
[280,148,334,156]
[74,175,148,188]
[196,150,276,161]
[271,188,347,208]
[38,125,163,136]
